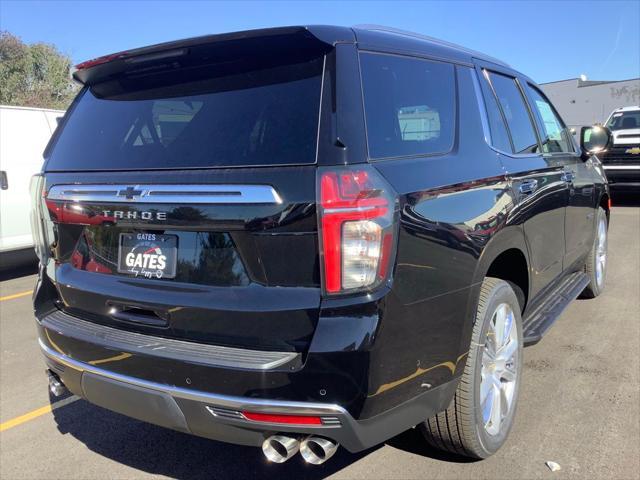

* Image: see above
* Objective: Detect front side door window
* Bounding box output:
[526,85,574,154]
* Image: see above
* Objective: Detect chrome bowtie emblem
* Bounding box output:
[117,186,143,200]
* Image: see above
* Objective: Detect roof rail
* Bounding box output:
[353,24,510,68]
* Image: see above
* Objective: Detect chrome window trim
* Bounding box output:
[47,184,283,204]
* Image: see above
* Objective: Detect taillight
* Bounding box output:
[317,165,398,295]
[29,174,48,261]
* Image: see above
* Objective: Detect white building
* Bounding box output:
[540,77,640,131]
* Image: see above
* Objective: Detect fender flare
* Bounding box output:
[472,224,530,289]
[455,224,531,363]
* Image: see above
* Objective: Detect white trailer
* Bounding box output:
[0,105,64,269]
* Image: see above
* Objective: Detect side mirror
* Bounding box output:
[580,125,612,160]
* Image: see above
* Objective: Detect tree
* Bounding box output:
[0,31,79,110]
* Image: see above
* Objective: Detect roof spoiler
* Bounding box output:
[73,26,352,86]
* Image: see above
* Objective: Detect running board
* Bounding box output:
[522,272,589,346]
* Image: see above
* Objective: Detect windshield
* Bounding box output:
[46,56,324,170]
[606,111,640,131]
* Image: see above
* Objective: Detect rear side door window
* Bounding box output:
[359,52,456,159]
[484,71,540,154]
[476,72,512,153]
[525,85,574,153]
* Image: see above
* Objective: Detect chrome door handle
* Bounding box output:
[561,171,575,183]
[519,179,538,195]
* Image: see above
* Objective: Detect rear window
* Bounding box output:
[46,57,324,170]
[359,52,455,159]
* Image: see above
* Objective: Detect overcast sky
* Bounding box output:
[2,0,639,84]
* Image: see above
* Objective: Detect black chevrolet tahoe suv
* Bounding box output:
[31,25,612,463]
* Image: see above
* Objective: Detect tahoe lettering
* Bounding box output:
[102,210,167,220]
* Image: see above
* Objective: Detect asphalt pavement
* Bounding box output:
[1,203,638,480]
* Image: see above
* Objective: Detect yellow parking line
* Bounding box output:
[0,395,80,432]
[89,352,132,365]
[0,290,33,302]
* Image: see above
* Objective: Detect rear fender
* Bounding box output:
[456,225,530,362]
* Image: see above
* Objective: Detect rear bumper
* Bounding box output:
[40,338,457,452]
[603,164,640,190]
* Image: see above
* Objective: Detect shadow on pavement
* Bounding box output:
[386,427,478,464]
[49,394,474,478]
[51,398,376,480]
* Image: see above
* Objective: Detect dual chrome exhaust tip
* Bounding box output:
[262,435,339,465]
[299,436,339,465]
[262,435,300,463]
[47,371,68,397]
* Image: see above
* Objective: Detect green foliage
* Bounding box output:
[0,31,79,110]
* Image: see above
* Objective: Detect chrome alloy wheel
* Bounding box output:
[595,215,608,288]
[480,303,519,437]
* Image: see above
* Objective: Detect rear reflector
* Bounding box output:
[242,412,323,425]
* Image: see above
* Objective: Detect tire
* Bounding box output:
[581,207,608,299]
[421,277,523,459]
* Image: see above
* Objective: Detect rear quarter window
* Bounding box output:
[359,52,456,159]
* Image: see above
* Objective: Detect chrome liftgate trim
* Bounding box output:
[47,184,283,204]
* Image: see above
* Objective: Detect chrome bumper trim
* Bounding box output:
[603,165,640,170]
[39,339,346,416]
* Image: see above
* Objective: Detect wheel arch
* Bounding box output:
[443,230,530,457]
[455,225,531,374]
[472,225,531,313]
